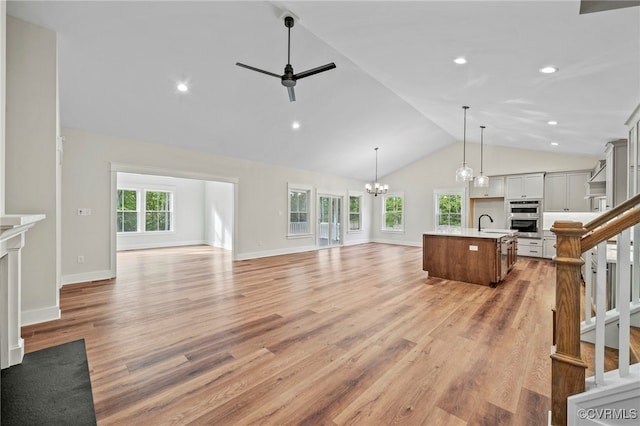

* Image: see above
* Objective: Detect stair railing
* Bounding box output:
[550,192,640,426]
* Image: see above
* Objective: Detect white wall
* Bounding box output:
[1,2,5,216]
[204,181,233,250]
[371,142,602,246]
[472,198,507,230]
[61,127,371,288]
[5,16,60,325]
[116,173,207,251]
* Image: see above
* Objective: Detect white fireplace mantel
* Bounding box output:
[1,213,45,369]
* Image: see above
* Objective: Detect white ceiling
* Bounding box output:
[6,0,640,182]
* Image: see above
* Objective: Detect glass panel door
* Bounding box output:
[318,196,342,247]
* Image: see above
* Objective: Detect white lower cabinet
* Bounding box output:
[543,237,556,259]
[518,238,543,257]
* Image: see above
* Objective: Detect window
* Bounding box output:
[382,193,404,232]
[288,184,312,237]
[348,194,362,232]
[116,188,174,233]
[117,189,138,232]
[145,191,172,232]
[434,189,466,230]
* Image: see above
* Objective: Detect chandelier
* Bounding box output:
[365,147,388,196]
[455,105,474,182]
[474,125,489,187]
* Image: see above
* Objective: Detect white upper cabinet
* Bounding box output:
[469,176,505,198]
[605,139,628,209]
[505,173,544,199]
[544,171,591,212]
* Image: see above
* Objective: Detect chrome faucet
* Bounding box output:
[478,214,494,231]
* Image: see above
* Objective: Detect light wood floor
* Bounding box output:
[22,243,556,425]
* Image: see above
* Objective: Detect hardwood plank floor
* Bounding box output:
[22,243,555,425]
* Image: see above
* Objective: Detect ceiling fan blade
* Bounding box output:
[235,62,282,79]
[294,63,336,80]
[287,86,296,102]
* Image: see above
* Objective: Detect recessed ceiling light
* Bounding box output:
[540,66,558,74]
[550,142,559,146]
[292,121,300,130]
[453,57,467,65]
[176,82,189,92]
[548,120,558,125]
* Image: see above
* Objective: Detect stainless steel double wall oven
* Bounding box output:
[507,199,542,238]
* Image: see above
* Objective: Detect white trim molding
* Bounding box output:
[61,269,115,286]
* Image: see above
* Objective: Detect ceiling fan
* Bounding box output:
[236,16,336,102]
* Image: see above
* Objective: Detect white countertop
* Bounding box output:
[424,228,518,239]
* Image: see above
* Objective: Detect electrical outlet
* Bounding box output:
[77,255,85,264]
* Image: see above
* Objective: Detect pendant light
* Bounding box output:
[455,106,474,182]
[365,147,388,196]
[474,125,490,187]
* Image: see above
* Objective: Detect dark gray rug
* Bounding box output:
[1,339,97,425]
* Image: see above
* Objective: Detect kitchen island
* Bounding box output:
[423,229,518,287]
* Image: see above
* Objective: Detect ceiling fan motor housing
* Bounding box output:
[282,64,296,87]
[284,16,294,28]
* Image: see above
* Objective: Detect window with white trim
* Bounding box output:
[145,191,173,232]
[381,193,404,232]
[348,194,362,232]
[116,188,174,233]
[288,184,312,237]
[117,189,139,232]
[434,188,466,230]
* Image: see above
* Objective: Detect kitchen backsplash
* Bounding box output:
[542,212,602,230]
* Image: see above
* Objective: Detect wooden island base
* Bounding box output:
[423,231,517,286]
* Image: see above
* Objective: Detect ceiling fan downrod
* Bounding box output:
[235,14,336,102]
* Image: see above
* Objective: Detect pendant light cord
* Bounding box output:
[375,147,379,182]
[462,106,469,164]
[480,125,485,173]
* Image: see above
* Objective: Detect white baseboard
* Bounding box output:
[117,240,207,251]
[343,239,370,246]
[235,245,318,261]
[4,337,24,369]
[22,305,61,326]
[205,240,232,250]
[371,238,422,247]
[236,240,420,261]
[62,269,115,286]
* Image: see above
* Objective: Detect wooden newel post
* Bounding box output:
[550,221,588,426]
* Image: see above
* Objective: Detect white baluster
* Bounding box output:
[595,240,607,385]
[584,249,593,324]
[633,224,639,305]
[617,228,631,377]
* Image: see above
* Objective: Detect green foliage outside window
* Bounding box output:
[117,189,138,232]
[145,191,172,232]
[117,189,173,233]
[349,195,361,231]
[384,196,403,230]
[319,196,329,223]
[438,194,462,227]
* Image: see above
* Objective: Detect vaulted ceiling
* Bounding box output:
[7,1,640,181]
